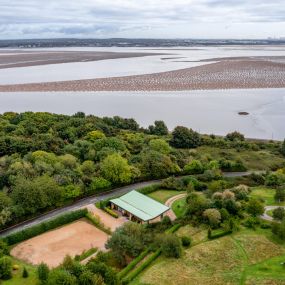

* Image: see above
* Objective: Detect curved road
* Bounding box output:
[0,171,254,238]
[261,205,285,222]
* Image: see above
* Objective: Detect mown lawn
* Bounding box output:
[147,190,185,204]
[131,227,285,285]
[172,197,187,218]
[2,257,37,285]
[250,187,285,206]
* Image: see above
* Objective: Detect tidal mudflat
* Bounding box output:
[0,89,284,140]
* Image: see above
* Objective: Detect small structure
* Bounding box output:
[110,190,170,223]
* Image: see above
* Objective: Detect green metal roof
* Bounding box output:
[110,190,170,221]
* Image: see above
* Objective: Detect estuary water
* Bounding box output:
[0,88,284,140]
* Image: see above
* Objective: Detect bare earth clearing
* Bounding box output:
[86,204,127,231]
[1,59,285,91]
[10,218,109,268]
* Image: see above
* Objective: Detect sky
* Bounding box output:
[1,0,285,39]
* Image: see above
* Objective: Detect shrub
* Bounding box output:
[37,262,50,282]
[85,212,111,235]
[12,264,19,270]
[0,240,9,257]
[181,236,191,247]
[273,207,285,220]
[209,229,232,240]
[88,177,111,194]
[247,199,264,217]
[74,248,98,262]
[272,220,285,240]
[4,208,88,245]
[243,216,260,229]
[138,184,161,195]
[122,250,161,284]
[203,208,221,228]
[274,188,285,203]
[104,207,119,219]
[226,131,245,141]
[170,126,201,149]
[118,249,150,279]
[184,160,204,175]
[22,267,28,278]
[159,234,182,258]
[0,256,12,280]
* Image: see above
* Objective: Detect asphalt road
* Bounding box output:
[0,171,253,238]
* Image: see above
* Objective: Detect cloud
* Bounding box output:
[0,0,284,39]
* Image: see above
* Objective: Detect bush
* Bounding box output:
[74,248,98,262]
[85,212,111,234]
[0,256,12,280]
[226,131,245,141]
[181,236,191,247]
[170,126,201,149]
[4,208,88,245]
[104,207,119,219]
[37,262,50,282]
[159,234,182,258]
[184,160,204,175]
[22,267,28,278]
[0,240,9,257]
[118,249,150,279]
[273,207,285,220]
[122,250,161,284]
[272,220,285,240]
[209,229,232,240]
[12,264,19,270]
[138,184,161,195]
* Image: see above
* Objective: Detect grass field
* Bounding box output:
[131,227,285,285]
[172,197,187,218]
[196,146,285,171]
[147,190,185,204]
[2,258,37,285]
[250,187,285,206]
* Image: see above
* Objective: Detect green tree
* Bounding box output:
[203,208,221,228]
[100,153,132,185]
[89,177,111,194]
[37,262,50,283]
[158,234,182,258]
[22,267,29,278]
[11,175,62,216]
[170,126,201,148]
[148,120,168,136]
[275,188,285,203]
[149,139,171,155]
[247,199,264,217]
[0,256,12,280]
[140,150,180,179]
[184,160,204,174]
[106,222,147,266]
[272,220,285,240]
[86,130,106,142]
[273,207,285,220]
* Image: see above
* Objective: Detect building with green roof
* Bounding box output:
[110,190,170,223]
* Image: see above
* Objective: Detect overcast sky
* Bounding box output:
[1,0,285,39]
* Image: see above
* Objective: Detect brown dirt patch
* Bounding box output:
[10,218,109,268]
[1,59,285,91]
[86,204,127,232]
